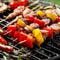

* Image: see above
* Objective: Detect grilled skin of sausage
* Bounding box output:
[0,35,8,45]
[0,43,13,52]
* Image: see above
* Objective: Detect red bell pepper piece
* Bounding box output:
[56,17,60,22]
[19,32,33,48]
[7,24,17,37]
[19,32,27,42]
[26,15,35,23]
[34,18,45,28]
[19,0,28,6]
[43,26,53,39]
[13,31,20,41]
[20,35,33,48]
[25,35,33,48]
[9,1,19,10]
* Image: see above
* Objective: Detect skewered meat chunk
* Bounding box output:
[6,6,25,20]
[41,30,49,40]
[13,6,25,12]
[30,23,39,29]
[55,8,60,16]
[42,19,51,25]
[0,2,8,13]
[23,8,36,17]
[43,26,53,39]
[50,24,60,34]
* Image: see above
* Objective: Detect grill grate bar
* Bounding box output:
[40,47,57,55]
[35,50,49,58]
[31,55,40,60]
[43,43,60,54]
[38,47,57,57]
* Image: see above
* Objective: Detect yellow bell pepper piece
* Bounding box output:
[17,19,26,27]
[32,28,44,46]
[46,12,58,22]
[36,10,45,18]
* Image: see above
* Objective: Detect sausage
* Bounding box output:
[0,35,8,45]
[0,43,13,52]
[0,28,5,35]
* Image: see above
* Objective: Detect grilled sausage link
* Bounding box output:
[0,35,8,45]
[0,43,13,52]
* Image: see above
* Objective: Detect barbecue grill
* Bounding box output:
[0,0,60,60]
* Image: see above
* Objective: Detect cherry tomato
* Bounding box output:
[9,1,19,10]
[56,17,60,22]
[19,0,28,6]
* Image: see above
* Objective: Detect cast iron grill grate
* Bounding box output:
[0,0,60,60]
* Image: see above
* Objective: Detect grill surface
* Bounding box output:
[0,0,60,60]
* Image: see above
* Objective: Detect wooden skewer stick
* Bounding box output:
[31,4,42,11]
[13,38,18,42]
[2,18,17,29]
[27,0,39,8]
[34,5,44,12]
[0,19,6,23]
[3,30,12,36]
[15,40,26,47]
